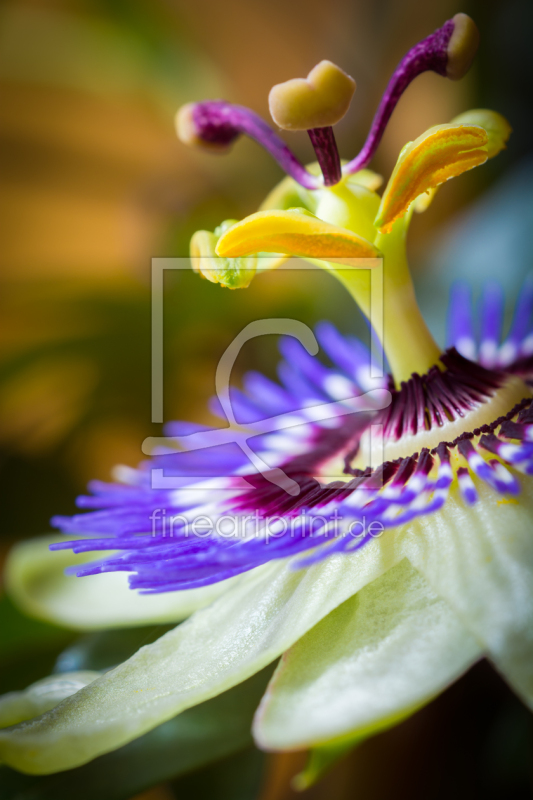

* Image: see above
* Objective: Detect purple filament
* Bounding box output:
[308,127,342,186]
[375,348,503,441]
[344,18,455,175]
[192,101,320,189]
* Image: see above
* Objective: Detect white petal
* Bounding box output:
[6,537,239,629]
[253,559,481,750]
[401,476,533,707]
[0,529,403,774]
[0,672,100,729]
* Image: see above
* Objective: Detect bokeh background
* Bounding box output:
[1,0,532,798]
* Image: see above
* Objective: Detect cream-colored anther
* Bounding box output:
[446,13,480,80]
[269,60,356,131]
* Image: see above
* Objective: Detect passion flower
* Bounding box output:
[1,13,531,778]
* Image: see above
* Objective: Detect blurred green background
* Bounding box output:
[0,0,532,798]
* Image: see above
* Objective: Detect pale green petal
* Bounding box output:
[401,477,533,708]
[0,672,100,729]
[6,537,238,630]
[0,530,404,774]
[253,559,481,750]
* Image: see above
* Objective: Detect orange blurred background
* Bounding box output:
[0,0,496,514]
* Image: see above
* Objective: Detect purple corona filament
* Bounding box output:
[344,19,455,175]
[50,275,533,590]
[192,101,320,190]
[307,127,342,186]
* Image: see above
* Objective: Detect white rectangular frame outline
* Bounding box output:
[151,257,384,424]
[148,257,386,489]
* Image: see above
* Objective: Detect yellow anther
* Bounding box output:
[412,110,511,217]
[190,221,288,289]
[269,61,356,131]
[375,124,488,233]
[216,208,380,266]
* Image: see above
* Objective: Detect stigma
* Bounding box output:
[176,14,479,189]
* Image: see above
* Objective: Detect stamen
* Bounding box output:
[344,13,479,175]
[176,101,320,190]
